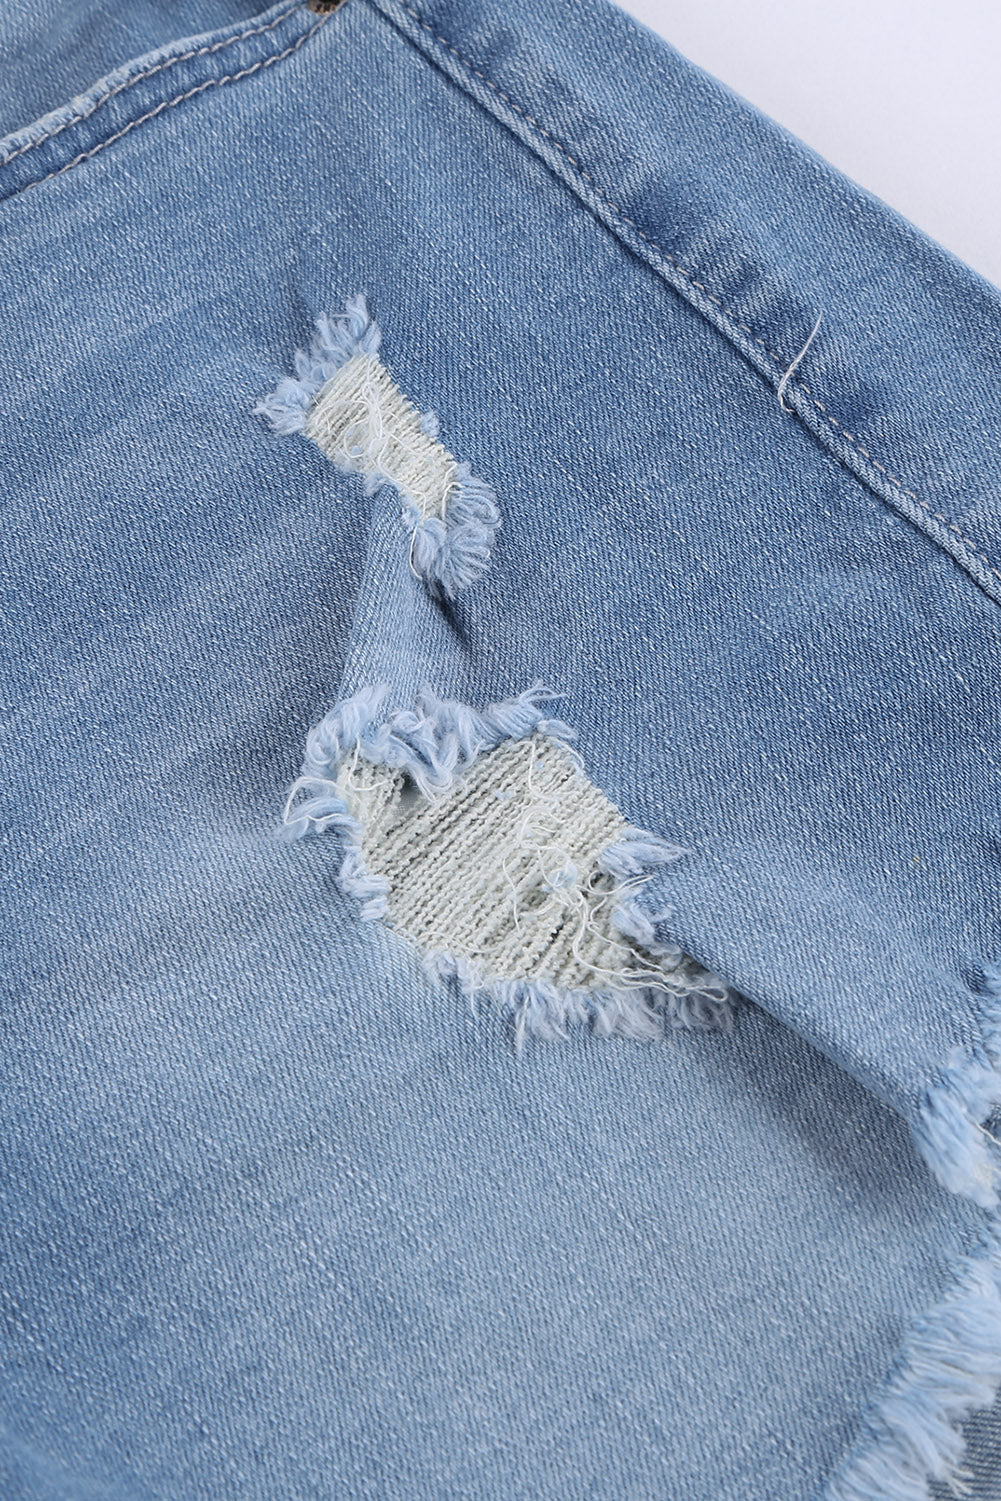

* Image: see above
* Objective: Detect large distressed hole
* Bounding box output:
[281,684,733,1044]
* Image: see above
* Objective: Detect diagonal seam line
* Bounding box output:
[13,10,330,196]
[0,3,301,167]
[365,0,1001,600]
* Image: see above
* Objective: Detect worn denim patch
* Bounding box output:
[1,1,999,1498]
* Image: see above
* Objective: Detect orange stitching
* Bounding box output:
[391,1,1001,588]
[0,4,301,167]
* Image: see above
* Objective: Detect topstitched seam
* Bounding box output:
[0,3,301,167]
[387,0,1001,589]
[18,14,330,195]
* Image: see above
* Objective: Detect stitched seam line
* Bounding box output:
[19,14,329,194]
[388,0,1001,588]
[0,4,301,168]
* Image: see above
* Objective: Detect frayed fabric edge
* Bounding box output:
[824,965,1001,1500]
[254,294,383,435]
[824,1213,1001,1501]
[279,685,1001,1497]
[913,964,1001,1209]
[279,681,734,1041]
[426,947,734,1052]
[254,294,500,600]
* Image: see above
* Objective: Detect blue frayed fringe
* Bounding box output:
[280,683,734,1040]
[426,947,732,1051]
[913,964,1001,1208]
[825,1214,1001,1501]
[823,964,1001,1499]
[255,295,500,600]
[405,460,500,600]
[281,681,574,830]
[254,294,381,435]
[280,683,1001,1497]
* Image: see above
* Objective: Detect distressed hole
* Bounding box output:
[255,295,500,600]
[305,353,457,523]
[281,684,735,1044]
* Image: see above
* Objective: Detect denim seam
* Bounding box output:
[0,3,301,168]
[16,12,330,195]
[375,0,1001,597]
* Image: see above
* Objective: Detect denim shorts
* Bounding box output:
[2,1,1000,1497]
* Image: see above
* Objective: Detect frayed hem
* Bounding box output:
[280,681,575,830]
[279,682,735,1039]
[828,968,1001,1497]
[913,964,1001,1209]
[824,1214,1001,1501]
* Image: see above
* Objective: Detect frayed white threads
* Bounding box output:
[304,353,458,523]
[255,295,500,598]
[281,683,734,1042]
[777,310,823,413]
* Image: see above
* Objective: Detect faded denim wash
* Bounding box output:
[1,1,1000,1498]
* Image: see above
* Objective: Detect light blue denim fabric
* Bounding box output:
[1,1,1000,1498]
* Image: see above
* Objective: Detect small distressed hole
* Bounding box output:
[256,296,500,600]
